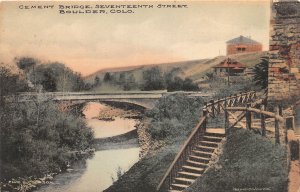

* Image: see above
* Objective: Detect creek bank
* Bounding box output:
[93,129,139,151]
[94,102,143,121]
[0,154,93,192]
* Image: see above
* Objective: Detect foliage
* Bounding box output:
[0,67,28,98]
[142,67,165,90]
[104,72,113,82]
[212,76,258,99]
[253,57,268,90]
[165,76,199,92]
[111,166,125,183]
[15,57,89,92]
[0,68,94,180]
[187,129,288,192]
[30,62,87,92]
[15,57,37,71]
[94,76,101,86]
[147,93,204,141]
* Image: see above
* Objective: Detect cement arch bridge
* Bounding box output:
[15,91,212,109]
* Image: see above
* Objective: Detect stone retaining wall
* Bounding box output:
[268,0,300,102]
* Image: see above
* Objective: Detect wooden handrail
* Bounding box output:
[226,107,285,122]
[156,116,207,191]
[205,91,255,107]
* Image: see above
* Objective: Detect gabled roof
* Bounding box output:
[226,35,261,45]
[213,58,246,68]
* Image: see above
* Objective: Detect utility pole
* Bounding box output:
[227,58,230,86]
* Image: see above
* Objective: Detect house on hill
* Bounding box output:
[226,35,262,55]
[213,58,246,76]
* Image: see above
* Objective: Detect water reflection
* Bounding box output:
[83,102,137,138]
[36,148,140,192]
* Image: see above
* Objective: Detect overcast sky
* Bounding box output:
[0,1,270,76]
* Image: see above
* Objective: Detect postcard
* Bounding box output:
[0,1,299,192]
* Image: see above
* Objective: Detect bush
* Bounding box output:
[187,129,288,192]
[147,93,204,141]
[0,68,94,180]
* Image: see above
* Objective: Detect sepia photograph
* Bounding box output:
[0,0,299,192]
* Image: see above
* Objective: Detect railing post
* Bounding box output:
[260,104,266,136]
[217,99,221,114]
[279,104,283,116]
[210,100,215,117]
[202,107,208,134]
[224,100,229,135]
[203,106,207,118]
[284,118,288,145]
[203,101,208,115]
[275,106,280,144]
[233,94,238,106]
[246,103,251,130]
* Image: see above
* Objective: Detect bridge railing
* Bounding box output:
[156,91,258,191]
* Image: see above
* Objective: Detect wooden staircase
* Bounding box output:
[156,91,258,192]
[169,129,225,192]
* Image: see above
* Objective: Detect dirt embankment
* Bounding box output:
[95,102,143,121]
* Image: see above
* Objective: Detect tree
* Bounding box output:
[104,72,112,82]
[142,67,165,90]
[123,74,137,90]
[94,76,101,86]
[0,67,28,99]
[15,57,37,72]
[182,78,199,91]
[253,58,268,90]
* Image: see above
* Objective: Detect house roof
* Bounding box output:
[226,35,261,45]
[213,58,246,68]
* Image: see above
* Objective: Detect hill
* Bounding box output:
[85,51,267,87]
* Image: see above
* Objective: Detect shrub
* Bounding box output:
[147,93,204,141]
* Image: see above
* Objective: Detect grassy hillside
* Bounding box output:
[85,51,268,87]
[187,128,288,192]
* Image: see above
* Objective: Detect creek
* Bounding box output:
[35,102,140,192]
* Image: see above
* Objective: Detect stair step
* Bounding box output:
[177,171,201,178]
[182,165,204,173]
[186,160,208,168]
[205,133,226,138]
[174,177,195,184]
[189,155,210,163]
[202,135,223,142]
[195,145,216,152]
[170,183,189,190]
[199,141,219,147]
[192,150,213,158]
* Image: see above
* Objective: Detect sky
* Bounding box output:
[0,1,270,76]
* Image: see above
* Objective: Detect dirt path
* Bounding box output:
[288,160,300,192]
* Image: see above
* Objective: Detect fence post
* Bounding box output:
[224,100,229,135]
[203,107,208,131]
[217,99,221,114]
[210,100,215,117]
[234,94,238,106]
[275,106,280,144]
[284,118,288,145]
[246,103,252,130]
[260,104,266,136]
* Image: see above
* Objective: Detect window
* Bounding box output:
[237,47,246,52]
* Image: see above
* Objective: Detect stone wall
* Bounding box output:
[268,0,300,102]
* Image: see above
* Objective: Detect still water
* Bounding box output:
[35,102,140,192]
